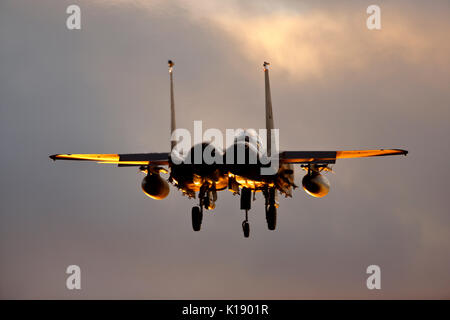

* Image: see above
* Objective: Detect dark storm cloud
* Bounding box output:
[0,0,449,298]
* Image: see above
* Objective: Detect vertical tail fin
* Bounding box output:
[168,60,176,150]
[264,61,274,156]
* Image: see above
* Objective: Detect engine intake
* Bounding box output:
[141,174,170,200]
[302,172,330,198]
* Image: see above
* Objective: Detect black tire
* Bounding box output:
[266,205,277,231]
[192,206,202,231]
[240,188,252,210]
[242,221,250,238]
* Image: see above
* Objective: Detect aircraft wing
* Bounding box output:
[279,149,408,164]
[50,149,407,166]
[49,153,170,166]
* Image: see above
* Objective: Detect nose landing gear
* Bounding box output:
[240,187,252,238]
[266,204,277,231]
[242,211,250,238]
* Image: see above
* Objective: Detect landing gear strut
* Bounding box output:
[192,185,217,232]
[241,187,252,238]
[199,184,217,211]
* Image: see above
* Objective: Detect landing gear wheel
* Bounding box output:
[266,205,277,231]
[192,206,202,231]
[242,221,250,238]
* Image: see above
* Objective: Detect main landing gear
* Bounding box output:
[239,187,277,238]
[192,185,217,232]
[192,206,202,231]
[264,188,277,231]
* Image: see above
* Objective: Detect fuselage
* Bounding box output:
[169,131,295,197]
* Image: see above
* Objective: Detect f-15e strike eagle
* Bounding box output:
[50,60,407,238]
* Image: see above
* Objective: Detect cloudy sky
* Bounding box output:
[0,0,449,298]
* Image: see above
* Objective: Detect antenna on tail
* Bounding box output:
[168,60,176,150]
[264,61,274,156]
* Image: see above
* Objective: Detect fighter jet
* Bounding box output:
[50,60,408,238]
